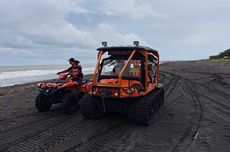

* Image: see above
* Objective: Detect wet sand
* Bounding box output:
[0,61,230,152]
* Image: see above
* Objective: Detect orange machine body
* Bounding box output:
[91,46,160,99]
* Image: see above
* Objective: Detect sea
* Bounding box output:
[0,62,166,87]
[0,64,95,87]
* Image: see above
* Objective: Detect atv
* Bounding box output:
[80,41,164,125]
[35,73,91,114]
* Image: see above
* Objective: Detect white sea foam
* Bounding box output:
[0,65,95,87]
[0,70,59,80]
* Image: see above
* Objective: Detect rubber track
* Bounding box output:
[80,94,102,119]
[128,88,163,125]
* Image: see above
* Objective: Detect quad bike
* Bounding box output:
[80,41,164,125]
[35,73,91,114]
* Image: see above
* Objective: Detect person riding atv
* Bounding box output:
[35,58,86,114]
[57,58,83,83]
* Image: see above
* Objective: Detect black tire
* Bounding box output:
[80,94,102,119]
[62,92,79,114]
[128,90,160,126]
[35,93,52,112]
[159,88,164,106]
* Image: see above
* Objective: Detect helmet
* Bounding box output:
[68,58,75,62]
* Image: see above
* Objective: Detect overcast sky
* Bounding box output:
[0,0,229,66]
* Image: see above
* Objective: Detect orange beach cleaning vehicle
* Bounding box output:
[80,41,164,125]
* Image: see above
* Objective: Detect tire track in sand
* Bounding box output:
[168,74,204,152]
[0,112,82,151]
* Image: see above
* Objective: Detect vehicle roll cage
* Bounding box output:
[93,47,159,91]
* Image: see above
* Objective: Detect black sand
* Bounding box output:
[0,61,229,152]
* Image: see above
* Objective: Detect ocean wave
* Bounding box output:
[0,67,95,87]
[0,70,59,80]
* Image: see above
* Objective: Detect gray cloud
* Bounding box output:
[0,0,229,65]
[0,0,97,49]
[100,0,167,19]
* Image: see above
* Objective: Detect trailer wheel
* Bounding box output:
[35,93,52,112]
[62,92,79,114]
[80,94,102,119]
